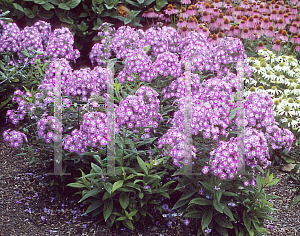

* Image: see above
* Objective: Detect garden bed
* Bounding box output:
[1,122,300,236]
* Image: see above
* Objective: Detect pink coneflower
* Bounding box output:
[290,35,298,44]
[209,18,219,31]
[181,0,191,4]
[246,6,253,16]
[283,14,290,24]
[240,7,246,16]
[255,24,263,37]
[221,18,230,31]
[289,23,298,34]
[235,15,242,23]
[210,33,219,46]
[226,25,235,37]
[187,17,197,29]
[293,16,300,27]
[213,8,220,17]
[171,5,179,15]
[292,6,298,15]
[225,11,233,21]
[213,0,221,8]
[239,20,247,29]
[279,30,288,42]
[142,11,149,18]
[272,39,281,51]
[234,25,241,36]
[201,11,211,22]
[157,12,164,19]
[177,17,187,28]
[147,8,156,18]
[296,44,300,52]
[265,25,275,37]
[187,5,198,16]
[241,28,250,39]
[270,10,277,21]
[277,9,284,19]
[241,1,249,9]
[247,16,256,28]
[251,32,259,40]
[298,1,300,7]
[164,5,173,16]
[179,7,188,18]
[275,18,285,29]
[256,42,266,51]
[253,14,260,25]
[195,1,204,10]
[179,26,190,37]
[217,31,224,43]
[201,27,210,38]
[261,18,269,29]
[233,6,241,17]
[258,4,265,14]
[296,34,300,44]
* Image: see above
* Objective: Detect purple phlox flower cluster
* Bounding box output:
[171,96,230,140]
[0,22,21,54]
[180,37,214,73]
[3,129,28,148]
[244,92,276,130]
[36,116,63,144]
[33,20,51,50]
[63,112,120,154]
[39,58,72,92]
[64,67,94,102]
[32,90,56,114]
[89,23,116,66]
[117,49,154,83]
[115,86,163,138]
[111,26,143,59]
[45,27,80,62]
[152,51,182,78]
[159,26,183,54]
[203,137,238,179]
[264,125,295,151]
[6,89,33,125]
[180,31,207,50]
[244,127,271,169]
[18,26,43,64]
[157,128,197,167]
[89,43,112,66]
[162,73,204,99]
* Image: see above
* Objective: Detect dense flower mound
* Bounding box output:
[18,26,43,64]
[33,20,51,50]
[111,26,143,59]
[152,51,182,78]
[265,124,295,151]
[244,92,276,130]
[115,86,163,138]
[157,128,197,166]
[45,27,80,61]
[0,22,21,54]
[62,112,119,154]
[38,58,73,92]
[117,49,155,83]
[36,115,63,144]
[89,43,112,66]
[161,73,204,99]
[2,129,28,148]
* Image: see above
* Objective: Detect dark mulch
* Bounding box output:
[0,120,300,236]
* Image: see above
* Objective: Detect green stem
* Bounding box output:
[122,129,127,167]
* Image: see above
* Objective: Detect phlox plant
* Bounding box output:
[2,23,289,235]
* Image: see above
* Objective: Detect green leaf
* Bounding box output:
[128,209,138,217]
[91,163,103,174]
[215,223,229,236]
[243,211,251,234]
[214,214,233,229]
[67,0,81,8]
[112,180,124,193]
[216,190,222,202]
[265,179,280,187]
[201,210,213,231]
[171,198,191,210]
[115,216,127,221]
[223,205,235,221]
[104,182,113,194]
[24,8,36,18]
[41,2,55,10]
[103,198,113,222]
[189,197,212,206]
[122,219,134,230]
[213,199,223,213]
[49,0,60,4]
[85,201,103,214]
[256,176,262,192]
[222,192,239,197]
[265,194,281,199]
[139,192,144,199]
[291,194,300,205]
[13,3,24,12]
[79,189,102,203]
[199,181,215,193]
[58,3,71,10]
[119,192,129,210]
[66,182,87,188]
[33,0,47,4]
[183,210,204,218]
[137,0,144,3]
[137,156,148,175]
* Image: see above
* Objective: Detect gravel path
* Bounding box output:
[0,122,300,236]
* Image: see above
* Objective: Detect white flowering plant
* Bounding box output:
[244,49,300,136]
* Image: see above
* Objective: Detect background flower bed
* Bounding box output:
[1,0,300,235]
